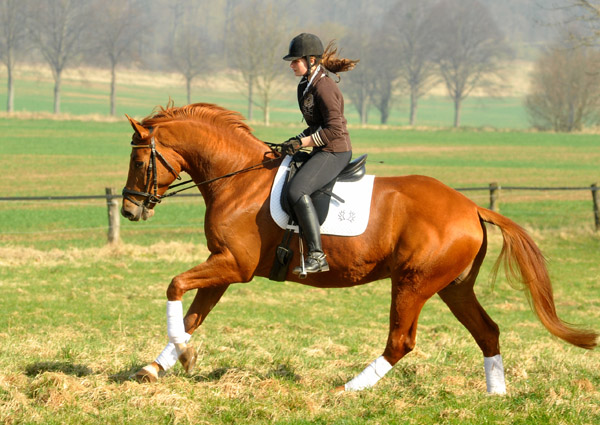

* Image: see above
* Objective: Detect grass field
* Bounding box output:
[0,64,532,129]
[0,81,599,423]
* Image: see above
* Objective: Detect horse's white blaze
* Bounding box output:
[344,356,393,391]
[484,354,507,394]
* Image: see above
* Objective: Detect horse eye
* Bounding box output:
[135,161,144,169]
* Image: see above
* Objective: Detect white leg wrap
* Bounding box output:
[345,356,393,391]
[484,354,507,394]
[155,333,192,371]
[166,300,187,344]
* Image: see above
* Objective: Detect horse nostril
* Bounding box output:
[121,207,134,219]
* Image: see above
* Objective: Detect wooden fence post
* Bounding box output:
[489,182,499,212]
[592,183,600,232]
[106,187,120,244]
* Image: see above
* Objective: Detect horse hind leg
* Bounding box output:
[342,276,429,391]
[437,238,506,394]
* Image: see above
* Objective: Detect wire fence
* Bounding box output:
[1,184,599,245]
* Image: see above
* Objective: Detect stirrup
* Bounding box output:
[293,252,329,277]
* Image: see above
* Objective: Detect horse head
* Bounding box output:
[121,114,183,221]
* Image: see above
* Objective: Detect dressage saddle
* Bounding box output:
[280,152,368,224]
[269,153,368,281]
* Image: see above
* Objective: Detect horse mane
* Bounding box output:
[141,102,253,136]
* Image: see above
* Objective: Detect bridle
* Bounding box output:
[122,127,281,210]
[121,128,182,209]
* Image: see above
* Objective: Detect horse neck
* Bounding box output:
[161,121,274,197]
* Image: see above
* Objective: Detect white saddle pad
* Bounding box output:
[270,155,375,237]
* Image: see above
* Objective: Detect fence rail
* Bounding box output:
[1,184,599,244]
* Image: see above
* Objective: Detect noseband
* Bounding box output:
[122,129,182,210]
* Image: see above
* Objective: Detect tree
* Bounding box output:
[342,34,374,125]
[167,0,214,105]
[0,0,29,112]
[524,42,600,131]
[383,0,438,125]
[365,29,400,125]
[90,0,144,116]
[429,0,511,127]
[227,0,288,124]
[28,0,91,114]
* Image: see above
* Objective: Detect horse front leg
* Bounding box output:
[132,251,247,382]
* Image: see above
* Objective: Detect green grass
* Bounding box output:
[1,118,599,248]
[0,232,598,424]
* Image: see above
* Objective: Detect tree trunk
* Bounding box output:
[186,77,192,105]
[453,97,461,128]
[53,71,62,114]
[6,63,14,113]
[264,101,270,126]
[247,78,254,121]
[110,62,117,116]
[409,88,418,126]
[361,100,368,126]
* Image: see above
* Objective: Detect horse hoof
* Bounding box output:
[178,346,197,374]
[331,385,346,394]
[131,366,158,383]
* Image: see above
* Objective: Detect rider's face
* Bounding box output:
[290,58,311,77]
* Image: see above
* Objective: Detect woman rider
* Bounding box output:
[280,33,358,275]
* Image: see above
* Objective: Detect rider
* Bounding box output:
[280,33,358,275]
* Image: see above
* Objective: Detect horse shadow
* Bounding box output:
[191,363,301,384]
[25,361,94,378]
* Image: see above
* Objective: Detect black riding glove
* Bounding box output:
[280,137,302,155]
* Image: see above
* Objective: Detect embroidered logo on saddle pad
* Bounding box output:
[270,155,375,236]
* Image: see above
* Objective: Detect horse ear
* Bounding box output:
[125,114,150,139]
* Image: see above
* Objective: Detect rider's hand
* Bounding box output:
[280,137,302,155]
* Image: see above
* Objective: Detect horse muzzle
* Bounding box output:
[121,200,155,221]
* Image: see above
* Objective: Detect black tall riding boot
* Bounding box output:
[292,194,329,275]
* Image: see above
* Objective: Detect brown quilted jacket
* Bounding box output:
[296,66,352,153]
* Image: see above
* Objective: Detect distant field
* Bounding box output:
[1,118,599,249]
[0,64,532,129]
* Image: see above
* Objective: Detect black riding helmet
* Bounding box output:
[283,33,324,61]
[283,33,324,79]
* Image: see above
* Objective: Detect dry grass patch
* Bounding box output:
[0,241,211,268]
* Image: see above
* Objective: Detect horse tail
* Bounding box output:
[477,206,598,350]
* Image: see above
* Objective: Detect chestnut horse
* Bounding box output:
[121,103,597,393]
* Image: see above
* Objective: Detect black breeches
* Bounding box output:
[287,150,352,206]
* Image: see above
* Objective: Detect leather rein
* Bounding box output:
[122,129,281,209]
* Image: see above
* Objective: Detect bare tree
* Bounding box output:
[342,29,377,125]
[28,0,91,114]
[365,29,400,125]
[90,0,144,116]
[560,1,600,45]
[170,27,213,105]
[429,0,511,127]
[0,0,29,112]
[167,1,214,105]
[228,0,288,124]
[383,0,438,125]
[524,41,600,131]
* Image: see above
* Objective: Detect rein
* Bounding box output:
[122,134,282,208]
[164,155,280,198]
